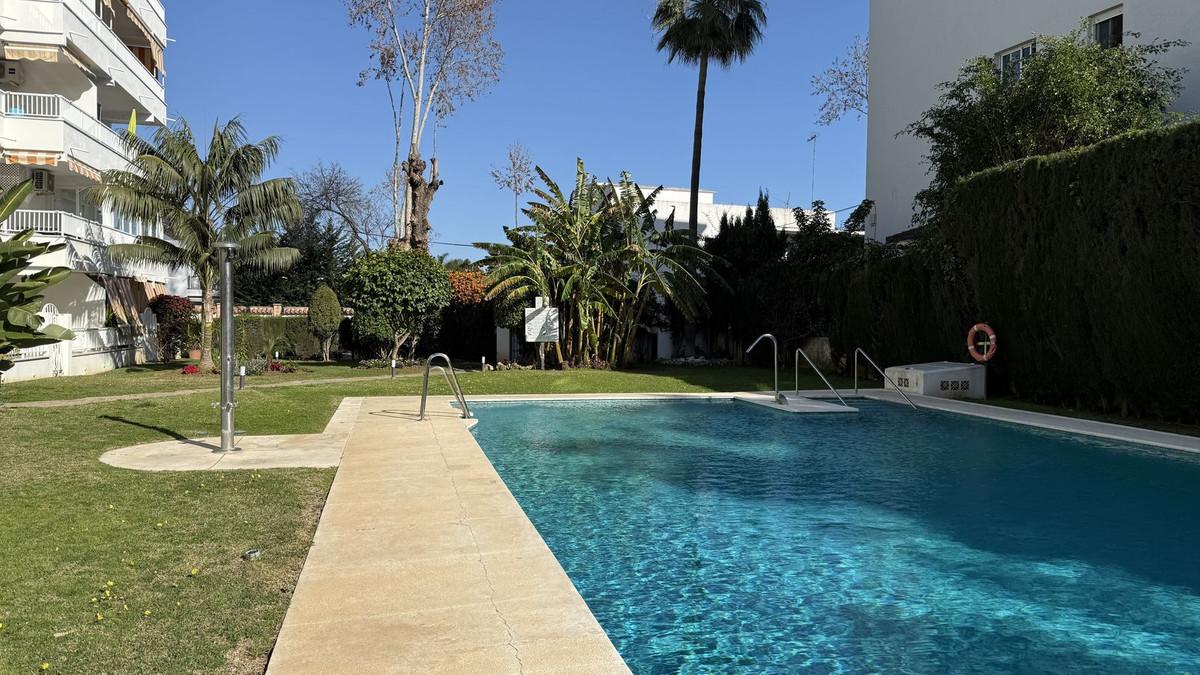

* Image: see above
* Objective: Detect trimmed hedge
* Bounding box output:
[946,122,1200,419]
[207,316,343,361]
[824,250,967,375]
[831,121,1200,421]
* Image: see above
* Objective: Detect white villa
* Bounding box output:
[866,1,1200,242]
[640,185,835,238]
[0,0,182,382]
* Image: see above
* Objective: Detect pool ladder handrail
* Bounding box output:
[853,348,918,410]
[419,353,473,421]
[795,347,851,408]
[746,334,787,405]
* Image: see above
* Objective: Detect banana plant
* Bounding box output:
[0,180,75,377]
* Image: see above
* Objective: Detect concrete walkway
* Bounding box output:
[266,396,629,674]
[4,372,419,409]
[99,398,363,471]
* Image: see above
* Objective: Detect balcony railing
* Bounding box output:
[1,91,61,118]
[71,326,134,355]
[0,89,132,171]
[0,209,118,240]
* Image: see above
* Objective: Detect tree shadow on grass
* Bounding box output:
[119,363,191,374]
[99,413,216,449]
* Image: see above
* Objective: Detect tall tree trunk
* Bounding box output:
[404,153,442,251]
[200,286,215,372]
[688,53,709,240]
[386,80,405,242]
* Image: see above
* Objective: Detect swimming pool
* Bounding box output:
[469,398,1200,673]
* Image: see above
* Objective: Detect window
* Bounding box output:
[998,42,1036,80]
[1094,8,1124,48]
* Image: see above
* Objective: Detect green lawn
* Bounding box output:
[0,365,793,673]
[0,361,416,404]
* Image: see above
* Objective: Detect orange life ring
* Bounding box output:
[967,323,998,363]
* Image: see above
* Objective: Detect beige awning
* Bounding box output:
[61,48,98,80]
[119,1,165,75]
[67,156,102,182]
[89,275,146,335]
[3,43,59,63]
[4,150,60,167]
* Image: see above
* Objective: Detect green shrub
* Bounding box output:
[308,285,342,361]
[209,316,340,361]
[343,248,452,360]
[240,357,269,375]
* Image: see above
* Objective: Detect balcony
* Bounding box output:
[0,209,171,282]
[62,0,166,120]
[0,90,131,174]
[2,0,167,121]
[1,208,116,239]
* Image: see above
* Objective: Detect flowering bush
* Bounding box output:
[150,295,194,362]
[356,358,420,370]
[269,360,296,373]
[448,270,488,306]
[241,357,269,376]
[180,364,200,375]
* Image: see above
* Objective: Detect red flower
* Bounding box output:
[181,364,200,375]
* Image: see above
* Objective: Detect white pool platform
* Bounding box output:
[732,392,858,414]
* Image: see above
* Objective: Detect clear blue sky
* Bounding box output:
[165,0,868,258]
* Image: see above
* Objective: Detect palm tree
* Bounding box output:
[653,0,767,239]
[93,119,302,371]
[603,176,709,367]
[478,160,712,367]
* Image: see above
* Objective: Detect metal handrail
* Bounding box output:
[854,348,918,410]
[419,353,472,420]
[746,334,786,404]
[795,348,850,408]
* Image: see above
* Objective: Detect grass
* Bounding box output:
[0,362,418,404]
[0,365,790,673]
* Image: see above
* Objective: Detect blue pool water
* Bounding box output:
[469,399,1200,673]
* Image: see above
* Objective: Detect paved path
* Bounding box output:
[3,373,420,409]
[267,396,629,674]
[99,398,363,471]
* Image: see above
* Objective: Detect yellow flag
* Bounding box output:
[129,109,137,137]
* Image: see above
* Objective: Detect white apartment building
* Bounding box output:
[0,0,180,382]
[866,1,1200,242]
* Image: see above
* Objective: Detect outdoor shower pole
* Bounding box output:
[214,242,239,453]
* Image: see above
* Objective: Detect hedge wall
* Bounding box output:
[206,316,345,361]
[824,251,968,376]
[945,122,1200,419]
[831,121,1200,421]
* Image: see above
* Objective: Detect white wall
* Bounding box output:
[866,0,1200,241]
[637,185,835,238]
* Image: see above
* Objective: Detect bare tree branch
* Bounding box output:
[812,35,868,126]
[347,0,504,247]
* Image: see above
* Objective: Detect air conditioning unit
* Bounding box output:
[883,362,987,400]
[31,169,55,194]
[0,61,24,86]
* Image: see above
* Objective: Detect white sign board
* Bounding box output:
[524,297,560,343]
